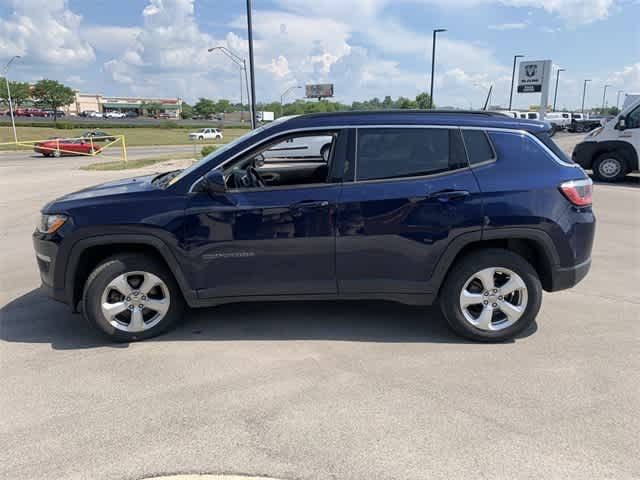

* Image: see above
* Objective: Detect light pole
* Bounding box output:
[552,68,565,112]
[509,54,524,111]
[2,55,21,143]
[208,46,254,128]
[429,28,446,110]
[246,0,257,128]
[280,86,301,117]
[581,79,591,114]
[601,84,611,112]
[616,90,624,110]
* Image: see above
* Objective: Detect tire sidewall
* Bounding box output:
[83,255,184,341]
[440,250,542,342]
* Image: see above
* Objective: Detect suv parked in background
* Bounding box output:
[573,97,640,181]
[33,111,594,342]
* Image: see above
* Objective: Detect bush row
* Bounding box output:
[0,120,249,130]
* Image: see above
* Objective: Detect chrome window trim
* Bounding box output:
[188,123,577,192]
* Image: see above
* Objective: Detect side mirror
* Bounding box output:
[617,117,626,130]
[197,169,226,195]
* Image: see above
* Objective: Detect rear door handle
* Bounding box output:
[290,200,330,210]
[428,189,470,201]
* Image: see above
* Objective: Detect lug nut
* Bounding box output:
[138,304,144,309]
[483,300,488,305]
[492,289,498,293]
[492,303,498,308]
[128,305,134,310]
[498,296,503,300]
[484,291,489,296]
[141,295,147,300]
[126,296,131,301]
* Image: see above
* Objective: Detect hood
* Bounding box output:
[43,174,158,211]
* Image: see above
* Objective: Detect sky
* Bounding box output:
[0,0,638,110]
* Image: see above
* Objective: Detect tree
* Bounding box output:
[214,99,231,113]
[32,79,75,121]
[0,79,31,107]
[180,102,193,119]
[193,97,216,117]
[142,101,163,117]
[415,92,432,110]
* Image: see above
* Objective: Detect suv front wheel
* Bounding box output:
[440,249,542,342]
[82,253,185,342]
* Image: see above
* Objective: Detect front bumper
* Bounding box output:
[572,141,599,169]
[33,234,67,304]
[550,257,591,292]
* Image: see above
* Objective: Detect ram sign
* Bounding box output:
[305,84,334,99]
[517,61,550,93]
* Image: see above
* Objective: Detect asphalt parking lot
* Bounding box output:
[1,133,639,480]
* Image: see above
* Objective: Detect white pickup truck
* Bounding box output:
[188,128,223,140]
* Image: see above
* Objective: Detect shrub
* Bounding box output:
[201,145,217,157]
[55,122,74,130]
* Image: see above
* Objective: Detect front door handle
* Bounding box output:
[428,189,470,201]
[290,200,330,210]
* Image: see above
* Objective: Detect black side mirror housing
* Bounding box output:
[197,169,226,195]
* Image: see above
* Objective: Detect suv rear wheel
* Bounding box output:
[592,152,627,182]
[440,249,542,342]
[82,253,184,342]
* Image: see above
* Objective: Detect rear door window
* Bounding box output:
[356,128,465,181]
[462,130,495,165]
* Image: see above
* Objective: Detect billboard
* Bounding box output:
[517,61,550,93]
[305,84,334,99]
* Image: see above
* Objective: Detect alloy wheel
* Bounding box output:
[100,271,170,333]
[459,267,528,331]
[598,158,622,179]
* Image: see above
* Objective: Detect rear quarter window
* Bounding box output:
[534,132,573,164]
[462,130,495,165]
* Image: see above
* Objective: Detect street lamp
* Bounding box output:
[2,55,21,143]
[552,68,565,112]
[601,84,611,112]
[280,86,301,117]
[581,79,591,114]
[429,28,446,110]
[616,90,624,110]
[509,54,524,111]
[208,46,255,129]
[246,0,257,129]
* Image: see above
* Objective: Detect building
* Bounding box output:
[66,92,182,118]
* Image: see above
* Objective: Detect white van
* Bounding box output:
[519,112,540,120]
[545,112,571,129]
[572,97,640,181]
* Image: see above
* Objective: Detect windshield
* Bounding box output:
[168,119,287,187]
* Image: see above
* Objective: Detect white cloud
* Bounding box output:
[0,0,94,65]
[81,26,141,56]
[608,63,640,93]
[488,22,527,30]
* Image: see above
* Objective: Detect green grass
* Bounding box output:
[0,126,249,150]
[80,154,196,171]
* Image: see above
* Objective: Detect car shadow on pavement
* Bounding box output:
[0,288,537,350]
[589,174,640,188]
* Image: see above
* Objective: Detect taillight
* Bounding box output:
[559,178,593,206]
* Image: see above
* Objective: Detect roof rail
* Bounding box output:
[300,109,510,118]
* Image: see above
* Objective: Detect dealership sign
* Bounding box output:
[305,84,334,99]
[517,60,551,93]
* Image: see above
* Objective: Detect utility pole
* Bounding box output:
[552,68,565,112]
[2,55,20,143]
[509,54,524,110]
[280,86,301,117]
[246,0,257,129]
[601,84,611,112]
[429,28,446,109]
[208,47,252,127]
[581,79,591,114]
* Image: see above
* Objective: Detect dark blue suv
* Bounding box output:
[33,111,595,342]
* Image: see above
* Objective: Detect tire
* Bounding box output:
[439,249,542,342]
[198,135,204,140]
[82,253,185,342]
[592,152,627,182]
[52,149,61,158]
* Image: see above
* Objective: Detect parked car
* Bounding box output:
[568,113,602,133]
[80,131,116,142]
[188,128,223,140]
[42,109,65,117]
[573,96,640,182]
[32,111,594,342]
[15,108,47,117]
[104,111,126,119]
[156,113,172,119]
[262,135,333,162]
[124,111,139,118]
[34,138,102,157]
[545,112,571,131]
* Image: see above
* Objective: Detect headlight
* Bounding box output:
[587,126,604,138]
[37,214,68,234]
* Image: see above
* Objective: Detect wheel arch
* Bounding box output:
[429,229,560,296]
[65,234,196,311]
[592,141,639,172]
